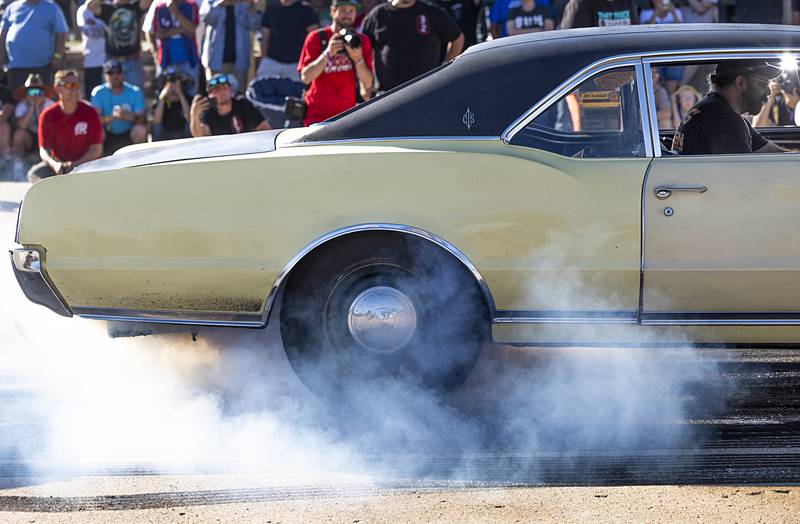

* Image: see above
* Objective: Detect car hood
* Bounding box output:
[74,129,285,173]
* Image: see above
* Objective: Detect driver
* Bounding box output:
[671,60,786,155]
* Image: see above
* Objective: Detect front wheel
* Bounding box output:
[279,233,490,397]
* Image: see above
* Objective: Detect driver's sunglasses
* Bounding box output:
[207,75,229,90]
[59,81,81,90]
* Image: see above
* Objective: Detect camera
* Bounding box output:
[337,28,361,52]
[778,71,800,96]
[284,96,306,121]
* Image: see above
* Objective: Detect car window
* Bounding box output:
[511,67,646,158]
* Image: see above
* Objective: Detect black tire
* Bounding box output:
[279,232,490,397]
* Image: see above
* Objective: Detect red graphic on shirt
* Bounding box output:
[416,15,430,35]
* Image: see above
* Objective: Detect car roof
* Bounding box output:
[300,24,800,143]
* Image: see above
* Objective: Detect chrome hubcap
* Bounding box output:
[347,286,418,354]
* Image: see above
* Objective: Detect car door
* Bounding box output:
[643,154,800,323]
[641,54,800,323]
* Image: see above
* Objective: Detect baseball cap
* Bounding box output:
[712,60,782,84]
[331,0,358,6]
[103,59,123,74]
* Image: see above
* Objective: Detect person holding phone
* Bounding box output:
[189,73,269,136]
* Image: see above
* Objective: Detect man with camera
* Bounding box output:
[189,73,270,136]
[152,67,192,140]
[297,0,373,126]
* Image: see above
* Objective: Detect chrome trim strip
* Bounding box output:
[641,312,800,326]
[635,61,656,159]
[283,136,501,148]
[261,223,498,328]
[493,310,638,324]
[641,61,662,159]
[502,48,800,144]
[73,307,263,327]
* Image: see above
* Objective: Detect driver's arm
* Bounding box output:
[755,141,786,153]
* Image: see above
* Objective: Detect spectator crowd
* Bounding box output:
[1,0,800,181]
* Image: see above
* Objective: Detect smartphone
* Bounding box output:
[207,98,217,112]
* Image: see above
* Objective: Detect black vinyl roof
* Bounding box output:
[299,24,800,143]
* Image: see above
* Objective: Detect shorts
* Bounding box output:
[103,132,133,156]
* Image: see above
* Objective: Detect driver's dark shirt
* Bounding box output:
[672,92,768,155]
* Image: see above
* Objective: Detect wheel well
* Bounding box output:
[266,227,495,326]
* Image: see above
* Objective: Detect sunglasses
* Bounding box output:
[106,69,123,75]
[26,87,44,97]
[59,81,81,90]
[207,75,229,89]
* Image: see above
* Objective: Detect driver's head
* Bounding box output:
[710,60,782,115]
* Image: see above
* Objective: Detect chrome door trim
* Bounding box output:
[493,310,638,324]
[260,223,498,328]
[641,61,662,159]
[635,61,656,159]
[641,312,800,326]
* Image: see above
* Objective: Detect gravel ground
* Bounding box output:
[1,485,798,523]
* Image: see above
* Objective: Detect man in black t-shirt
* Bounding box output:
[433,0,480,48]
[672,61,785,156]
[362,0,464,93]
[559,0,638,28]
[189,73,271,136]
[257,0,319,81]
[506,0,553,35]
[88,0,150,88]
[735,0,800,24]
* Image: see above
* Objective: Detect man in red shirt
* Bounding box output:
[30,69,103,182]
[298,0,373,126]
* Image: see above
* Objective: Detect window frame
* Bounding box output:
[642,50,800,158]
[503,57,653,158]
[509,63,650,159]
[503,48,800,159]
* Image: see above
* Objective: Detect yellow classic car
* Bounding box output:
[10,24,800,392]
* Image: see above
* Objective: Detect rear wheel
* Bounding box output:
[279,232,490,397]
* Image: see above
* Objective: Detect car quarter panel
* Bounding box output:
[16,140,647,319]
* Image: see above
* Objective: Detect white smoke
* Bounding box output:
[0,200,725,485]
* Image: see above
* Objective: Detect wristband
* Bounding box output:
[355,59,365,66]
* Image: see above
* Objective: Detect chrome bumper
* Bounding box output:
[9,248,72,317]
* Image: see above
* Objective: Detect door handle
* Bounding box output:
[654,185,708,200]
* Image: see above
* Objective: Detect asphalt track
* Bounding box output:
[0,348,799,512]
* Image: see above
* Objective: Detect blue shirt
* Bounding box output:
[199,0,260,72]
[490,0,551,36]
[1,0,68,68]
[91,82,145,135]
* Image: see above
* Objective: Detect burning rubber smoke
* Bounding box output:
[0,209,726,483]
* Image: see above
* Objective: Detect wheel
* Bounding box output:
[279,232,490,397]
